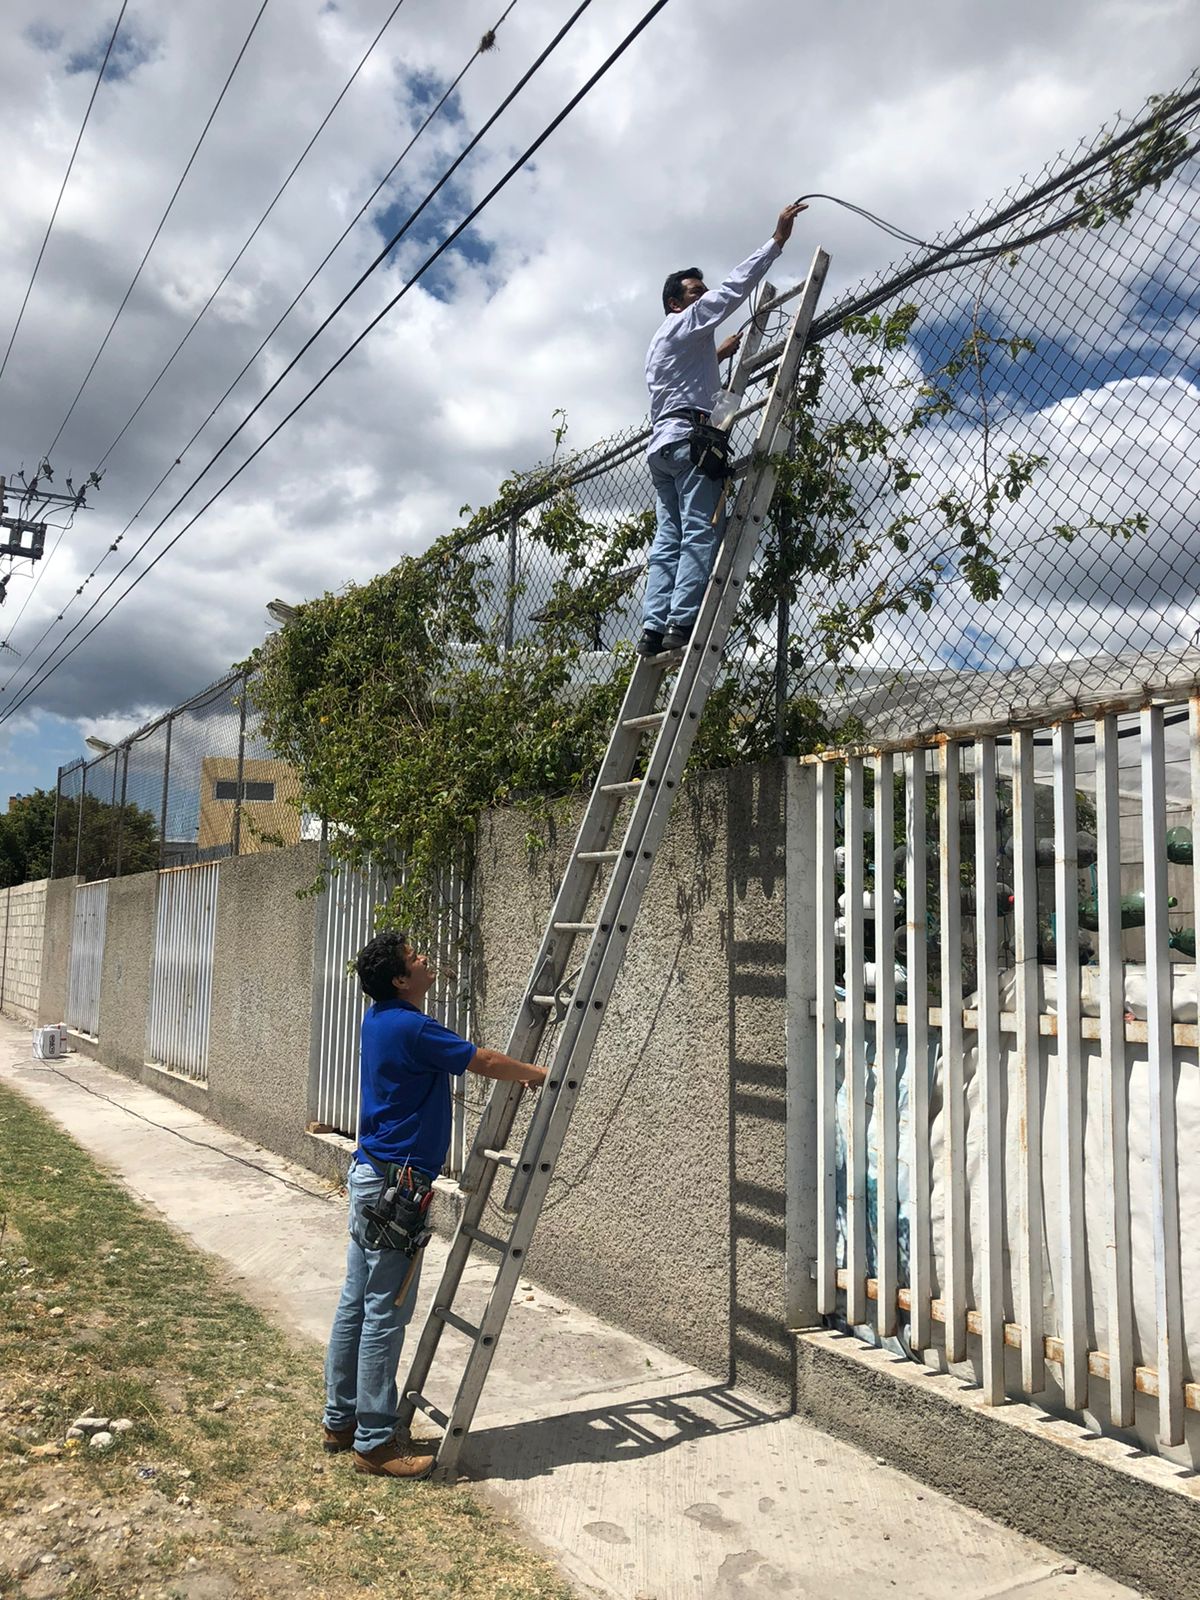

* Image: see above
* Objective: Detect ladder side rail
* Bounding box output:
[412,248,828,1472]
[453,662,668,1199]
[503,249,830,1211]
[432,334,821,1465]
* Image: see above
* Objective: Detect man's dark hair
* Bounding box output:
[662,267,702,315]
[356,931,410,1001]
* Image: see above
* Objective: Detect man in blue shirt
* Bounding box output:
[322,930,546,1478]
[639,201,807,657]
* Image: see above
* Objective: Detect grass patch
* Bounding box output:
[0,1081,574,1599]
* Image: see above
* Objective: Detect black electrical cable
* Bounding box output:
[0,1,130,392]
[42,0,272,462]
[91,0,416,477]
[0,0,621,717]
[1,1,520,668]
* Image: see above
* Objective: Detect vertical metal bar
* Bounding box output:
[975,737,1005,1402]
[74,771,84,878]
[1012,729,1045,1395]
[1142,705,1184,1445]
[815,760,837,1314]
[0,890,9,1012]
[231,680,248,857]
[1096,713,1133,1426]
[159,715,173,868]
[874,753,897,1337]
[1053,721,1088,1413]
[905,748,931,1352]
[786,760,820,1329]
[845,756,868,1327]
[114,747,129,878]
[939,739,966,1362]
[504,514,519,651]
[50,768,63,879]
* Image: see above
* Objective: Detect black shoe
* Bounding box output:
[636,629,664,657]
[660,623,693,651]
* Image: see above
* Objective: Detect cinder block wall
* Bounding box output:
[0,878,49,1025]
[468,761,790,1403]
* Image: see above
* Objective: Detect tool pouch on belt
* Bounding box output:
[362,1164,434,1256]
[688,420,732,481]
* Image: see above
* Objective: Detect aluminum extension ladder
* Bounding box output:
[398,245,830,1472]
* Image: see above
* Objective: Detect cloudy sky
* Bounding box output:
[0,0,1197,802]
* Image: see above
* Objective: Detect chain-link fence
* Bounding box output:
[51,670,313,881]
[436,73,1200,755]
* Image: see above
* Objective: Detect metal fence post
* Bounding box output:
[231,676,248,857]
[504,515,519,651]
[50,767,63,878]
[114,747,129,877]
[159,713,173,868]
[774,420,796,754]
[73,775,84,878]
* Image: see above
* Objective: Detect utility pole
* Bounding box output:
[0,463,100,617]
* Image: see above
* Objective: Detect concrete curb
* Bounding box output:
[794,1329,1200,1600]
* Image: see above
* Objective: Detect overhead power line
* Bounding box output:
[3,1,520,664]
[42,0,272,462]
[2,0,423,651]
[0,1,130,392]
[91,0,416,476]
[0,0,675,724]
[1,0,582,692]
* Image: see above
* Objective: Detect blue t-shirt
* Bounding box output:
[356,998,475,1176]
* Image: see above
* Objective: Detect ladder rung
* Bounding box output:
[745,337,785,372]
[530,992,557,1007]
[435,1305,481,1341]
[600,779,641,795]
[623,712,667,731]
[463,1223,509,1253]
[553,921,596,933]
[576,849,618,862]
[482,1147,521,1167]
[404,1391,448,1430]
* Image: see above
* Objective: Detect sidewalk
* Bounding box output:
[1,1015,1140,1600]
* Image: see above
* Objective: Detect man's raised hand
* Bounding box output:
[773,200,808,247]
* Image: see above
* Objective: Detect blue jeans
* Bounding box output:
[323,1160,424,1454]
[644,439,726,634]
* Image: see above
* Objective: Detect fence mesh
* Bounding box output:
[425,73,1200,755]
[51,670,314,881]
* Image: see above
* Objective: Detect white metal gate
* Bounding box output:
[309,853,475,1171]
[788,697,1199,1462]
[146,862,219,1080]
[65,880,109,1036]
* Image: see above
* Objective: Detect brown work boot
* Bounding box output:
[352,1438,435,1479]
[322,1422,355,1453]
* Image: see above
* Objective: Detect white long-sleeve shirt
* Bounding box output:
[644,237,782,457]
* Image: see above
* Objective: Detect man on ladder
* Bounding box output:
[638,200,808,657]
[321,931,546,1479]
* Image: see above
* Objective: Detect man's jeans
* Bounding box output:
[644,439,726,634]
[323,1160,424,1454]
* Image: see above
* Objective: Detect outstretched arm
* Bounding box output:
[676,203,808,335]
[468,1046,546,1088]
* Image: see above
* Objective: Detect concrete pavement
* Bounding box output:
[0,1015,1142,1600]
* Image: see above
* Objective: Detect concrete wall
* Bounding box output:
[468,761,791,1404]
[202,841,320,1167]
[36,876,79,1027]
[67,845,323,1172]
[0,878,49,1025]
